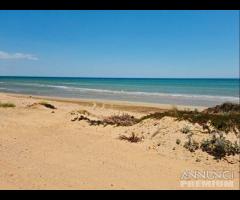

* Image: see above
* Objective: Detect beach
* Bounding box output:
[0,77,238,107]
[0,10,239,191]
[0,92,239,189]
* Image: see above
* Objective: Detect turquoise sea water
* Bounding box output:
[0,77,239,106]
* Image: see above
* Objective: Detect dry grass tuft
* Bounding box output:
[103,114,138,126]
[119,132,142,143]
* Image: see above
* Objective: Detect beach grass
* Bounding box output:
[72,102,240,133]
[139,103,240,133]
[119,132,142,143]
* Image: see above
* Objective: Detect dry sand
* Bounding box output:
[0,92,239,190]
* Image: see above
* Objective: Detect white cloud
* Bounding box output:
[0,51,38,60]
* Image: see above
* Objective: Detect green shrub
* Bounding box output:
[200,134,240,159]
[139,105,240,133]
[203,102,240,114]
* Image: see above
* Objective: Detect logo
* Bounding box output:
[180,170,235,188]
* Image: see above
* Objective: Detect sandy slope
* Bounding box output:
[0,92,239,189]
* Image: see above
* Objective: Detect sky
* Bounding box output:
[0,10,239,78]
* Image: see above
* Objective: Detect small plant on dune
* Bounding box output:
[39,101,56,109]
[171,105,179,116]
[184,139,199,152]
[0,102,16,108]
[103,114,138,126]
[176,139,181,145]
[180,125,191,134]
[119,132,142,143]
[171,105,178,111]
[194,108,199,113]
[200,134,240,160]
[183,134,199,152]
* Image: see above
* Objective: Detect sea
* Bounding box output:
[0,77,239,107]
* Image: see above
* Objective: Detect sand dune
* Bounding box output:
[0,92,239,189]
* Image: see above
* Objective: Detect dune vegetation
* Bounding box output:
[0,102,16,108]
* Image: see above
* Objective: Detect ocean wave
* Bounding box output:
[66,87,239,101]
[50,85,239,102]
[2,82,239,102]
[5,82,70,89]
[0,87,17,91]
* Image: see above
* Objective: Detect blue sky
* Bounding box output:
[0,10,239,78]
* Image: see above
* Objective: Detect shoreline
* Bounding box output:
[1,77,238,108]
[0,91,207,113]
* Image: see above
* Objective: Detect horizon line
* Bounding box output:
[0,76,239,79]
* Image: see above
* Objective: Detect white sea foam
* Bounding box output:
[50,85,239,102]
[2,82,239,102]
